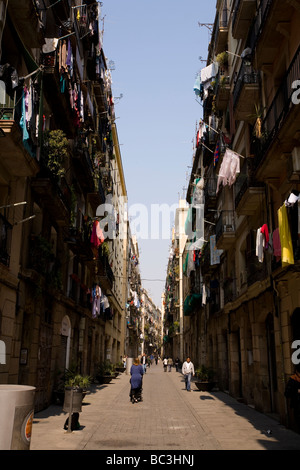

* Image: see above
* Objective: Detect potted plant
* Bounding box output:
[42,129,69,182]
[194,365,216,391]
[64,368,91,399]
[95,360,115,384]
[115,361,126,373]
[63,370,91,414]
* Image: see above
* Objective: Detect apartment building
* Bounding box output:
[181,0,300,430]
[0,0,130,411]
[140,288,162,358]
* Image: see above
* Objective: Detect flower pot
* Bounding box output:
[194,381,215,392]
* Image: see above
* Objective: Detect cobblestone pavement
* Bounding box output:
[30,363,300,451]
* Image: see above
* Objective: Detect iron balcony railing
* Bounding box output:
[216,210,235,243]
[247,0,274,53]
[254,44,300,169]
[235,172,265,209]
[233,62,260,110]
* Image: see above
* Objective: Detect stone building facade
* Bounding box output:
[0,0,130,411]
[169,0,300,431]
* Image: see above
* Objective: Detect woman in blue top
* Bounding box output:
[130,357,144,403]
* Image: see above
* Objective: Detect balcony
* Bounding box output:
[232,0,257,40]
[73,4,91,44]
[233,62,260,121]
[247,0,295,68]
[41,49,75,137]
[216,210,236,250]
[253,45,300,175]
[64,223,94,261]
[7,0,44,48]
[214,8,229,55]
[31,173,70,226]
[215,74,230,111]
[246,251,268,287]
[0,88,39,177]
[72,137,95,192]
[204,175,218,212]
[87,174,106,210]
[97,252,115,291]
[235,172,265,215]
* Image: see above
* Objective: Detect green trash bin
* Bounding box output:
[0,385,36,450]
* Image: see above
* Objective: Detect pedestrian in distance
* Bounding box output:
[175,357,180,372]
[285,363,300,431]
[167,357,173,372]
[182,356,195,391]
[130,357,144,403]
[163,357,168,372]
[141,353,147,374]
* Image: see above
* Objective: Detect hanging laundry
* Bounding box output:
[216,148,240,193]
[193,74,201,96]
[260,224,269,249]
[278,204,294,266]
[192,177,205,207]
[284,190,300,207]
[92,284,101,318]
[202,284,207,306]
[200,62,218,84]
[200,62,218,99]
[272,228,281,260]
[187,248,195,277]
[210,235,222,265]
[90,220,104,258]
[42,38,59,54]
[214,140,220,167]
[256,228,265,263]
[20,88,29,142]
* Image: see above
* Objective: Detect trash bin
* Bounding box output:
[126,357,133,375]
[0,385,36,450]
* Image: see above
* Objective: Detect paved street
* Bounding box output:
[30,363,300,451]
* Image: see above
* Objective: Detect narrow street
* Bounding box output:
[30,363,300,451]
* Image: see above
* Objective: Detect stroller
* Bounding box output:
[130,386,143,403]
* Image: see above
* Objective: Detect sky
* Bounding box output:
[101,1,217,307]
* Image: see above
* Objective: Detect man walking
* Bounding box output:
[182,356,195,391]
[141,353,147,374]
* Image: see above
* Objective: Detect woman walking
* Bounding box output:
[130,357,144,403]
